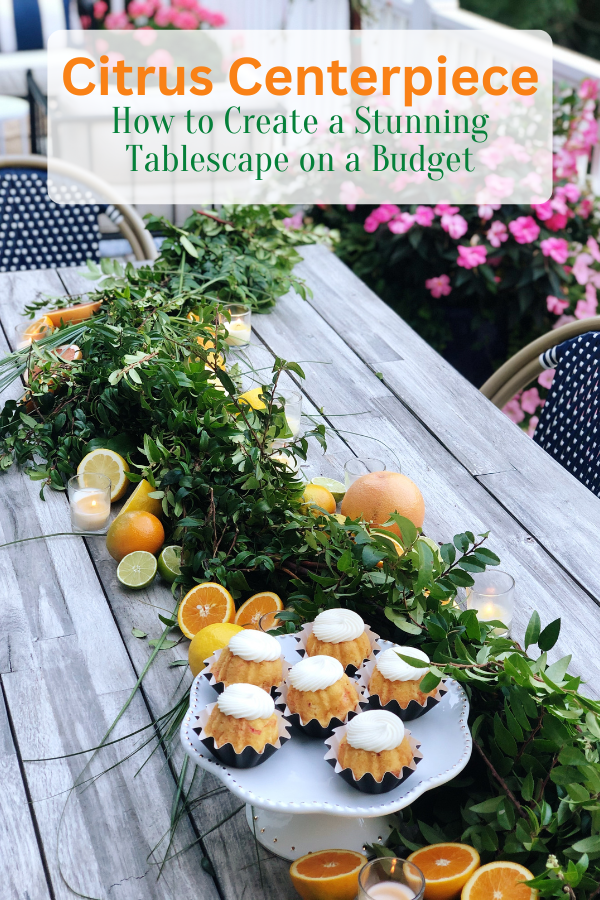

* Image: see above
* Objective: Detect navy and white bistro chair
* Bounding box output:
[0,1,76,53]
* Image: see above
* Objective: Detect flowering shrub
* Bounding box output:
[311,81,600,410]
[91,0,226,30]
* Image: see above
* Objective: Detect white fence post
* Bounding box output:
[410,0,432,29]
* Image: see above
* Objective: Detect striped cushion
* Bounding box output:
[0,0,70,52]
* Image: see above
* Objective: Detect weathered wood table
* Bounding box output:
[1,245,600,900]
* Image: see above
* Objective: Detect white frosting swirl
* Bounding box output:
[376,646,431,682]
[228,630,281,663]
[345,711,405,752]
[312,609,365,644]
[288,655,344,692]
[216,683,275,720]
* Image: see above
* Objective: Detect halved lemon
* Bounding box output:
[234,591,284,630]
[177,582,235,639]
[461,861,537,900]
[117,478,163,519]
[407,843,480,900]
[290,848,368,900]
[77,448,130,502]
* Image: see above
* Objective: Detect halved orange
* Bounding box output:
[407,843,480,900]
[177,582,235,639]
[461,862,537,900]
[45,300,103,326]
[21,315,55,342]
[290,849,367,900]
[234,591,284,630]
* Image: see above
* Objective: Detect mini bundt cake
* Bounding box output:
[306,608,371,670]
[204,683,279,753]
[211,630,283,693]
[337,710,414,781]
[286,656,359,726]
[368,645,436,708]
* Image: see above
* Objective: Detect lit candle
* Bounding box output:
[70,488,111,532]
[466,571,515,635]
[224,319,251,346]
[366,883,415,900]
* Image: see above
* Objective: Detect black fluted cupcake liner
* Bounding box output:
[356,655,448,721]
[201,648,291,698]
[274,677,361,738]
[192,702,291,769]
[294,621,380,677]
[324,724,422,794]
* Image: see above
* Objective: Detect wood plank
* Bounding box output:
[295,245,600,608]
[0,686,52,900]
[249,285,600,697]
[0,273,220,899]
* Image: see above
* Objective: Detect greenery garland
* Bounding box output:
[0,205,598,897]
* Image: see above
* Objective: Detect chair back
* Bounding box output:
[0,1,71,53]
[534,333,600,496]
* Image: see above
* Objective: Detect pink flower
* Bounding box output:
[479,147,504,169]
[388,213,415,234]
[173,10,198,28]
[147,48,174,67]
[546,295,569,315]
[545,213,568,232]
[577,198,593,219]
[105,11,129,27]
[128,0,154,15]
[575,283,598,319]
[485,174,514,199]
[80,14,91,27]
[456,245,487,269]
[579,78,599,100]
[339,181,365,208]
[133,28,157,45]
[200,8,226,26]
[154,6,176,25]
[538,369,555,389]
[553,314,576,329]
[532,200,553,221]
[93,0,108,17]
[587,236,600,263]
[540,237,569,264]
[521,387,542,414]
[434,204,459,216]
[573,252,594,285]
[364,215,380,233]
[557,183,581,203]
[441,213,468,239]
[486,221,508,248]
[414,206,435,226]
[526,416,539,438]
[503,397,525,424]
[372,204,400,224]
[425,274,452,298]
[508,216,540,244]
[478,204,500,220]
[282,212,303,230]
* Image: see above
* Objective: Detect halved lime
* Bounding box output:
[311,476,346,502]
[157,545,182,583]
[117,551,158,590]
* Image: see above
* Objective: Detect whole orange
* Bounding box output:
[340,471,425,537]
[106,511,165,562]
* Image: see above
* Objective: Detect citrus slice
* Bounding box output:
[78,448,130,502]
[407,843,480,900]
[22,315,54,342]
[290,849,367,900]
[371,528,405,568]
[234,591,284,630]
[117,551,158,590]
[118,478,163,519]
[311,476,346,502]
[301,483,336,517]
[177,582,235,639]
[461,862,537,900]
[238,386,266,410]
[188,622,244,677]
[157,545,182,583]
[45,300,103,326]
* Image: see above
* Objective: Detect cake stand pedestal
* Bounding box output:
[181,636,471,862]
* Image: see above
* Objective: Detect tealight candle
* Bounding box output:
[465,570,515,635]
[358,858,425,900]
[367,884,416,900]
[220,303,251,346]
[68,473,111,533]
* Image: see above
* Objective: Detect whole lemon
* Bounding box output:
[106,511,165,562]
[301,483,336,517]
[188,622,244,678]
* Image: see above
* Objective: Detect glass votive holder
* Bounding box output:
[258,611,282,632]
[465,570,515,635]
[68,473,111,533]
[277,388,303,439]
[15,320,53,350]
[219,303,251,346]
[345,457,387,489]
[358,858,425,900]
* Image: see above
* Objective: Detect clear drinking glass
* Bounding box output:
[258,611,282,632]
[358,858,425,900]
[219,303,251,346]
[277,389,303,439]
[465,570,515,635]
[344,457,387,488]
[15,320,52,349]
[68,473,111,533]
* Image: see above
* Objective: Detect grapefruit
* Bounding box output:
[340,471,424,538]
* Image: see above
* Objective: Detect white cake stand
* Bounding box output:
[180,635,471,861]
